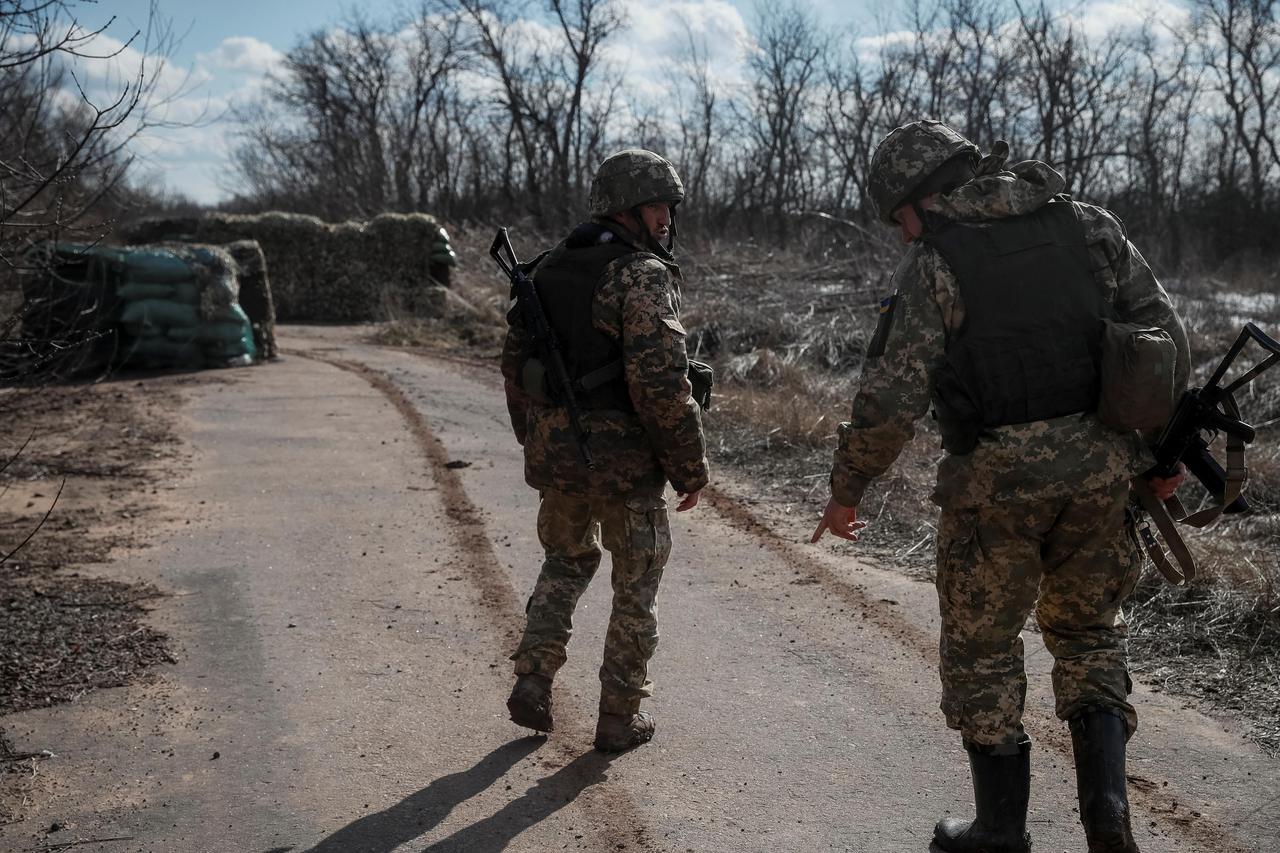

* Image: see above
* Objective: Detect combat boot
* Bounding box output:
[933,738,1032,853]
[507,673,554,732]
[593,711,654,753]
[1070,708,1140,853]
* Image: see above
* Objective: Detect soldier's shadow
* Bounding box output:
[302,737,544,853]
[420,748,613,852]
[300,738,612,853]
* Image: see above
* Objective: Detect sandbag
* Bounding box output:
[117,280,201,304]
[123,249,194,283]
[120,299,199,329]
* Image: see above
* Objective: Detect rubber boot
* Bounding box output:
[1070,709,1140,853]
[933,738,1032,853]
[593,711,654,753]
[506,673,553,732]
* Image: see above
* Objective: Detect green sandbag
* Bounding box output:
[198,321,252,344]
[120,299,199,328]
[123,249,194,283]
[122,336,203,367]
[117,281,182,301]
[199,304,256,359]
[165,325,199,342]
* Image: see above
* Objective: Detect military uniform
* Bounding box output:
[831,159,1189,743]
[502,149,708,749]
[824,121,1189,853]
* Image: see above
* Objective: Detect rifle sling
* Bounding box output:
[1132,478,1197,585]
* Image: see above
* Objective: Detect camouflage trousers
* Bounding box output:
[510,488,672,716]
[935,480,1142,748]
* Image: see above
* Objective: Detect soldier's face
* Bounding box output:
[638,202,672,242]
[892,204,924,244]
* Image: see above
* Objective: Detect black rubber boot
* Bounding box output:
[1070,709,1140,853]
[507,673,553,732]
[933,738,1032,853]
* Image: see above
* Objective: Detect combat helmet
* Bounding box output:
[589,149,684,218]
[867,120,980,224]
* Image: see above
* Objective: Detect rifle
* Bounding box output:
[1134,322,1280,583]
[489,227,595,470]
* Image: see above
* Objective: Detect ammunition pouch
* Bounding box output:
[688,359,714,410]
[1097,321,1177,431]
[521,357,555,406]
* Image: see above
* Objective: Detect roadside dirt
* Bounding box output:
[0,377,194,825]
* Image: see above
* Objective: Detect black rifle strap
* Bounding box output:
[1132,478,1197,585]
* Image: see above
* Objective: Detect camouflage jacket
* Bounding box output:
[502,221,709,497]
[830,160,1191,510]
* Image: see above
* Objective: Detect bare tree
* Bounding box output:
[2,0,186,383]
[737,2,826,244]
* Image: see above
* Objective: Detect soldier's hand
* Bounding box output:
[675,489,701,512]
[811,497,866,543]
[1148,462,1187,501]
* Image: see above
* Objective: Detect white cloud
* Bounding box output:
[198,36,286,76]
[1074,0,1193,42]
[608,0,752,93]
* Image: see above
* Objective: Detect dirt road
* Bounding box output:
[3,326,1277,853]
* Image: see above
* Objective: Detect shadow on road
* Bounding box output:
[420,749,614,852]
[302,736,544,853]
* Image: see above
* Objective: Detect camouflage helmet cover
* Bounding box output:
[589,149,685,217]
[867,120,980,224]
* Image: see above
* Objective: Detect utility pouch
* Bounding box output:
[1098,321,1177,431]
[687,359,714,410]
[520,357,555,406]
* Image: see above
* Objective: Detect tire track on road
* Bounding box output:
[704,483,1254,853]
[291,350,662,853]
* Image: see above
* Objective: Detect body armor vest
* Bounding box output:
[924,201,1111,454]
[530,222,651,410]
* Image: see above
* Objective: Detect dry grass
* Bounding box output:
[374,221,1280,751]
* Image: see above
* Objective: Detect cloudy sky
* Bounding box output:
[96,0,1183,205]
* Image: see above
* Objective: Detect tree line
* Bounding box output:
[234,0,1280,267]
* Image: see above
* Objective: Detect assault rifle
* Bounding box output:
[489,228,595,470]
[1134,322,1280,584]
[1148,322,1280,516]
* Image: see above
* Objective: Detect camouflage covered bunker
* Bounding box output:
[124,212,456,323]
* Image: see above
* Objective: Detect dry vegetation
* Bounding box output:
[378,222,1280,752]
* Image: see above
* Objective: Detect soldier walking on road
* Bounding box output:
[811,121,1190,853]
[501,149,709,753]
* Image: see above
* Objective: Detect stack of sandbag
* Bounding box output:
[116,244,256,369]
[123,210,457,322]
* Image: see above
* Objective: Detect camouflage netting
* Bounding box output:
[123,212,456,323]
[223,240,278,360]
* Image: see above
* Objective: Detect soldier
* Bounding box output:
[501,149,709,753]
[811,121,1189,853]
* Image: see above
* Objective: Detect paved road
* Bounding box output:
[3,326,1277,853]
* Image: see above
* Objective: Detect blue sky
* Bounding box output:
[92,0,1180,205]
